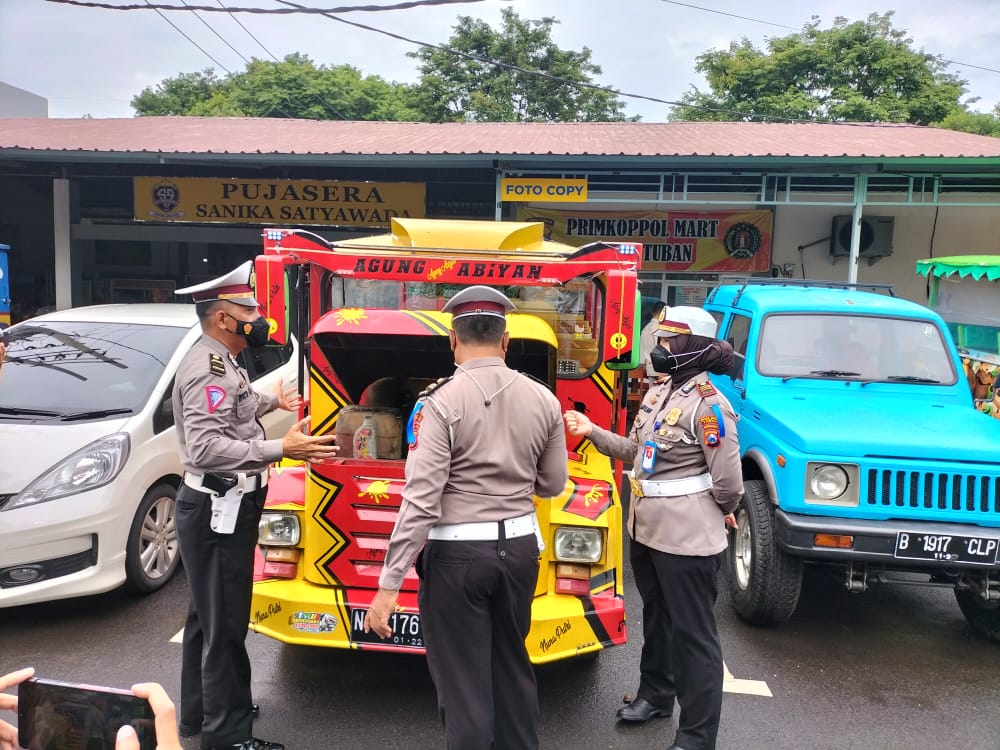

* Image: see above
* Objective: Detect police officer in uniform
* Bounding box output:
[364,285,568,750]
[564,306,743,750]
[172,262,338,750]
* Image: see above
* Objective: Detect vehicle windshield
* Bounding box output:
[757,313,958,384]
[325,277,602,376]
[0,320,189,416]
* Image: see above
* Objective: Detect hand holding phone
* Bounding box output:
[18,677,158,750]
[1,668,35,750]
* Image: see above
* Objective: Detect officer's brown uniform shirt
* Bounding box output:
[379,357,569,590]
[172,335,282,474]
[589,373,743,556]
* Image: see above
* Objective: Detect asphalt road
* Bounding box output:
[4,550,1000,750]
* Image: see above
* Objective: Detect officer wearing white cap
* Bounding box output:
[172,262,338,750]
[364,285,568,750]
[564,305,743,750]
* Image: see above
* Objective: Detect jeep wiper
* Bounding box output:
[809,370,862,377]
[59,408,134,421]
[0,406,61,417]
[885,375,941,384]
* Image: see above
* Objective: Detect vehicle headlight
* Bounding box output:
[258,513,300,546]
[553,527,603,563]
[808,464,849,500]
[3,433,130,511]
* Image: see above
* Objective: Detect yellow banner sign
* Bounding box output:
[134,177,425,227]
[501,178,588,202]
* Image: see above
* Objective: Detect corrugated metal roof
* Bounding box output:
[1,117,999,159]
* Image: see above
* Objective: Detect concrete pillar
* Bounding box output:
[53,177,73,309]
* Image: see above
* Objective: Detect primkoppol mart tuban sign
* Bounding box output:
[517,207,773,273]
[134,177,426,227]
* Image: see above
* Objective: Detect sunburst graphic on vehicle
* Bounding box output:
[334,308,367,325]
[360,479,391,504]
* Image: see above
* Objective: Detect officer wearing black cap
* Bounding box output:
[365,285,568,750]
[172,262,338,750]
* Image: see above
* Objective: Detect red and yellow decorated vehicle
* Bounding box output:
[250,218,641,663]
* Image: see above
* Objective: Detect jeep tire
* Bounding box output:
[955,587,1000,643]
[727,479,803,625]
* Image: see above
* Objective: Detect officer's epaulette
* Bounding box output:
[680,379,697,394]
[695,381,718,399]
[208,353,226,377]
[418,376,452,399]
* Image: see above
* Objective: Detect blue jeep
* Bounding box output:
[704,280,1000,642]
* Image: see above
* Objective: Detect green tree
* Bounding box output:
[669,13,967,125]
[935,106,1000,137]
[131,70,222,116]
[131,54,419,121]
[409,7,630,122]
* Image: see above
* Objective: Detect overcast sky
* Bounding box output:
[1,0,999,121]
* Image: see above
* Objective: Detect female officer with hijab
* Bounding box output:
[564,305,743,750]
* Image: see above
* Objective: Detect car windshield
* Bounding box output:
[757,313,958,384]
[0,320,189,416]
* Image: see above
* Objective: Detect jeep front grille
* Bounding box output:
[865,469,1000,515]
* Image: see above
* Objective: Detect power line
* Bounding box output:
[43,0,489,13]
[180,0,250,65]
[210,0,349,119]
[144,0,305,118]
[274,0,809,123]
[659,0,1000,76]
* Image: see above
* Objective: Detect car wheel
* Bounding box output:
[727,479,802,625]
[955,586,1000,643]
[125,482,181,594]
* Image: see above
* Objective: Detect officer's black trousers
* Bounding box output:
[631,539,724,750]
[419,534,540,750]
[175,484,265,748]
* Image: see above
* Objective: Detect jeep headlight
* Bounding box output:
[258,513,300,546]
[808,464,849,500]
[3,433,130,511]
[553,527,602,563]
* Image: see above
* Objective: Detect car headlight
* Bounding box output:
[258,513,300,546]
[553,527,602,563]
[3,433,130,511]
[808,464,849,500]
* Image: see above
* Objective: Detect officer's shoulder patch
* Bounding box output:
[696,381,717,399]
[418,376,452,398]
[209,353,226,376]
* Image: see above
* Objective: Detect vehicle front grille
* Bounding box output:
[865,469,1000,515]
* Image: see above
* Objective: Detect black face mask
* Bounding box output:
[650,341,711,374]
[226,312,270,347]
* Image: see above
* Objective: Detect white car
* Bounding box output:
[0,304,298,608]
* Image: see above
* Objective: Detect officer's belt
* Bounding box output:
[184,470,268,495]
[427,512,536,541]
[630,473,712,499]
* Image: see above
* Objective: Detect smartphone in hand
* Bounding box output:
[18,677,157,750]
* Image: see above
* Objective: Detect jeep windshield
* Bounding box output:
[757,313,958,384]
[0,320,189,418]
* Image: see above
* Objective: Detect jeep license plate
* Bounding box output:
[894,532,999,566]
[349,608,424,648]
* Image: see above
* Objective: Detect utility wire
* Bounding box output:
[180,0,249,64]
[211,0,349,119]
[144,0,301,118]
[43,0,489,13]
[659,0,1000,75]
[275,0,809,123]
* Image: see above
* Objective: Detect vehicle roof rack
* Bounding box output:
[707,276,895,305]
